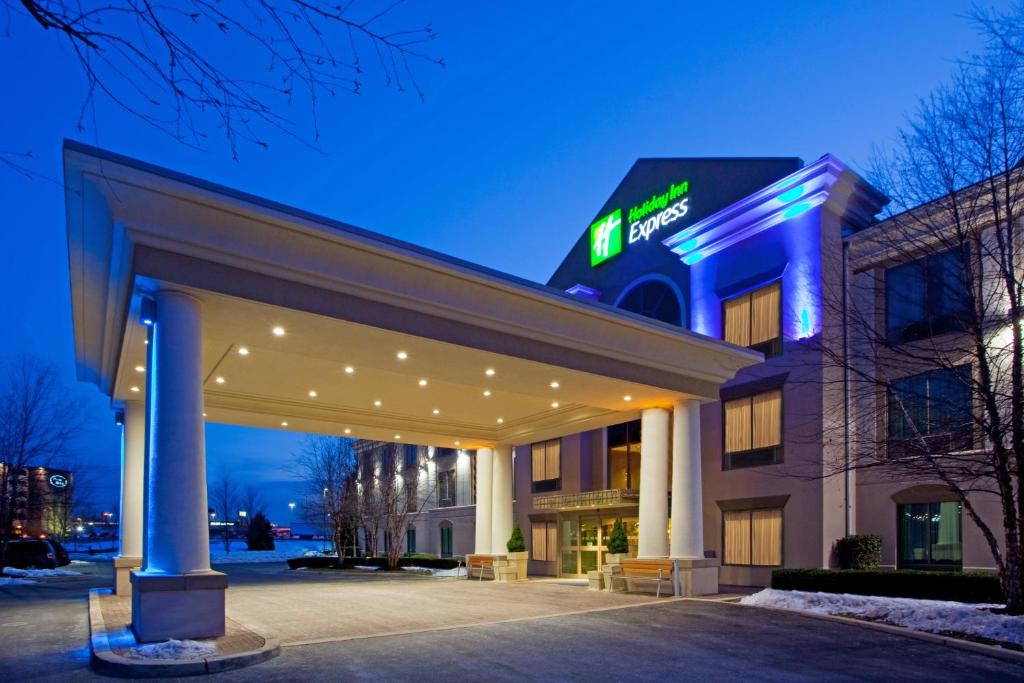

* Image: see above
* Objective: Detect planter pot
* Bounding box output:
[506,551,529,580]
[605,553,629,566]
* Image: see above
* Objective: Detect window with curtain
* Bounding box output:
[607,420,642,489]
[723,508,783,566]
[531,439,561,493]
[888,366,972,458]
[436,469,456,507]
[898,501,962,569]
[723,281,782,357]
[723,389,783,469]
[886,247,970,344]
[530,521,558,561]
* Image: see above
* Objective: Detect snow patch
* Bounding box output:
[353,565,381,571]
[123,639,218,660]
[3,567,82,577]
[741,588,1024,647]
[0,576,36,586]
[69,560,94,565]
[402,566,467,577]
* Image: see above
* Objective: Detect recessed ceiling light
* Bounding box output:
[308,390,318,398]
[454,441,461,446]
[623,395,632,401]
[396,351,408,360]
[281,421,289,427]
[215,377,225,384]
[272,326,285,337]
[550,381,559,389]
[395,435,401,440]
[130,386,140,393]
[432,408,440,415]
[144,339,149,345]
[496,417,504,424]
[238,347,249,356]
[373,400,382,407]
[551,401,560,408]
[344,428,352,434]
[483,390,491,397]
[418,379,428,387]
[203,412,207,417]
[134,365,145,373]
[344,366,354,374]
[485,368,496,377]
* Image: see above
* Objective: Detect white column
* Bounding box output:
[670,399,704,558]
[638,407,670,558]
[143,290,210,575]
[474,447,493,554]
[118,400,145,559]
[490,444,513,555]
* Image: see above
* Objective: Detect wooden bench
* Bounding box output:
[610,559,677,597]
[467,554,495,581]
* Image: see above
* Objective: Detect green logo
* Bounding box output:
[590,209,622,266]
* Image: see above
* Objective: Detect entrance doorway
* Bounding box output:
[559,514,638,577]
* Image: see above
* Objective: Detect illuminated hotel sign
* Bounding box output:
[49,474,68,489]
[589,180,690,267]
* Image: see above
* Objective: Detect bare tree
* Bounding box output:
[209,470,238,554]
[293,435,358,560]
[0,353,88,564]
[4,0,443,160]
[240,483,265,528]
[817,6,1024,612]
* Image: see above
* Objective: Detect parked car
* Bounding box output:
[2,538,71,569]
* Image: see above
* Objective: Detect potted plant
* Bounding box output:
[605,519,630,566]
[506,523,528,580]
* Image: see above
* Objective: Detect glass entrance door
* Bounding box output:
[559,516,605,576]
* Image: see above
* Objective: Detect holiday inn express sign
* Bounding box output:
[590,180,690,266]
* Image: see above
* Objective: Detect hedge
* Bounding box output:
[287,555,462,571]
[835,535,881,570]
[771,568,1003,604]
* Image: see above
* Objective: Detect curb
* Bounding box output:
[88,589,281,678]
[727,599,1024,665]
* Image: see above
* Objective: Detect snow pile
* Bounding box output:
[69,560,94,565]
[209,540,318,565]
[0,576,36,586]
[353,565,381,571]
[123,639,218,660]
[742,589,1024,647]
[3,567,82,578]
[402,566,467,577]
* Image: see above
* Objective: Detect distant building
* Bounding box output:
[0,464,72,538]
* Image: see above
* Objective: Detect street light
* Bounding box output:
[288,502,296,534]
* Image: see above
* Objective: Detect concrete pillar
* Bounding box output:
[490,444,513,555]
[670,399,703,558]
[474,448,493,554]
[131,290,226,642]
[113,400,145,594]
[638,407,670,558]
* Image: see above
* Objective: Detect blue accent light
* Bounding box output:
[682,252,704,266]
[677,237,699,253]
[801,309,811,336]
[782,201,813,220]
[778,184,805,203]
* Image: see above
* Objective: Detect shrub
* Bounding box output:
[771,568,1003,604]
[507,523,526,553]
[246,512,276,551]
[606,519,629,554]
[835,534,882,569]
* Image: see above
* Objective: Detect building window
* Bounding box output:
[531,439,561,493]
[898,502,962,570]
[617,279,683,326]
[723,389,783,469]
[723,281,782,357]
[531,521,558,562]
[608,420,642,489]
[723,508,783,566]
[886,248,969,344]
[404,444,418,468]
[888,366,972,458]
[406,527,416,554]
[437,468,456,507]
[439,522,453,557]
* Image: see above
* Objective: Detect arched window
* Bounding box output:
[616,279,683,326]
[439,520,453,558]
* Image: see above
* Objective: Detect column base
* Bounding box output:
[131,570,228,642]
[670,557,720,596]
[112,556,142,595]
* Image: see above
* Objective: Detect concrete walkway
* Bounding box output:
[227,571,658,645]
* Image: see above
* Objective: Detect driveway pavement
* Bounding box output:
[2,559,1022,682]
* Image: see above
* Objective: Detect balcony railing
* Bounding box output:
[533,488,639,511]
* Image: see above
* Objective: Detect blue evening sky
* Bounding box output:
[0,1,1007,522]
